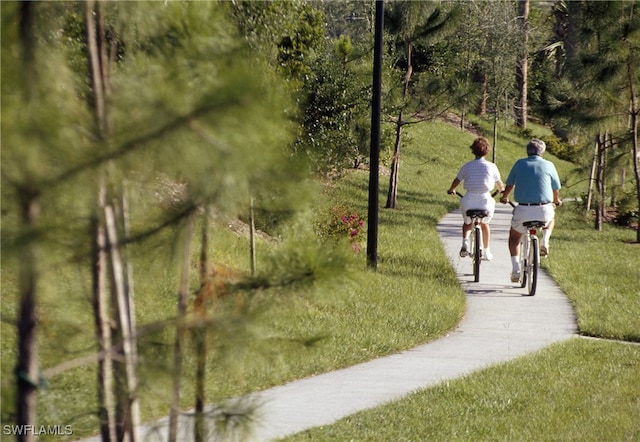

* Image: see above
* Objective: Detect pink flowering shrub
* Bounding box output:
[318,206,365,252]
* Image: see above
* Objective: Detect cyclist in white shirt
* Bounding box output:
[447,136,504,261]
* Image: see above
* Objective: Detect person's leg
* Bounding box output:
[481,195,495,259]
[541,218,554,256]
[508,205,529,278]
[480,222,490,248]
[462,222,473,239]
[509,227,523,281]
[480,222,493,260]
[460,195,473,250]
[460,221,472,256]
[509,227,522,257]
[540,205,556,256]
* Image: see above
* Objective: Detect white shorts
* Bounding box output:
[511,204,555,234]
[461,192,495,225]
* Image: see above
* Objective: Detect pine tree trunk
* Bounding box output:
[476,72,488,116]
[195,208,210,442]
[516,0,529,129]
[84,0,107,135]
[105,204,141,442]
[627,58,640,243]
[386,119,402,209]
[250,199,256,276]
[169,215,194,442]
[595,133,606,231]
[85,2,120,438]
[120,187,141,440]
[492,105,498,164]
[586,140,598,215]
[565,1,581,66]
[92,182,117,442]
[15,4,39,440]
[16,193,40,442]
[632,123,640,243]
[385,42,412,210]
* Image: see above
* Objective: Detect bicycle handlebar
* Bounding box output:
[448,189,516,207]
[447,189,501,198]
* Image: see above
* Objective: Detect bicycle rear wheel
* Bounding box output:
[473,225,481,282]
[527,236,539,296]
[519,237,527,288]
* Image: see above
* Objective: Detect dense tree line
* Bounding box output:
[1,1,638,440]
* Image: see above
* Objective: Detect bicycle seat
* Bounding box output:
[466,209,490,218]
[523,220,547,228]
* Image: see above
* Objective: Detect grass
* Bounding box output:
[543,205,640,341]
[2,116,639,440]
[276,118,640,441]
[1,122,469,438]
[283,338,640,442]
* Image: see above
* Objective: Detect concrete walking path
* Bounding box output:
[81,204,577,441]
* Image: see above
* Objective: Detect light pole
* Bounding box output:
[367,0,384,270]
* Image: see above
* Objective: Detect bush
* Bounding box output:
[316,205,365,252]
[540,134,576,162]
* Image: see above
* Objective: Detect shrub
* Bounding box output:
[540,134,576,162]
[317,206,365,252]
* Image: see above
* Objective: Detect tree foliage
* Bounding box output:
[1,1,329,437]
[2,0,639,437]
[533,1,639,232]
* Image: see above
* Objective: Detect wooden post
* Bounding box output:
[586,139,598,214]
[250,198,256,277]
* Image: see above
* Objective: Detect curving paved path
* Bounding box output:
[80,204,577,442]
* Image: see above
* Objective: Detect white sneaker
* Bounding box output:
[511,271,520,283]
[460,240,469,258]
[483,249,493,261]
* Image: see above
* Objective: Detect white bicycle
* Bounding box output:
[450,190,497,283]
[518,219,546,296]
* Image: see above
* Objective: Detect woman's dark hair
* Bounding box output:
[470,137,490,157]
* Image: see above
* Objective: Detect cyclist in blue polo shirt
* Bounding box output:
[500,139,562,282]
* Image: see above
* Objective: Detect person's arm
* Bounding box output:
[447,178,461,194]
[500,184,514,203]
[501,161,517,203]
[550,164,562,206]
[495,179,505,193]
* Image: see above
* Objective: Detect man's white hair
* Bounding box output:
[527,139,546,156]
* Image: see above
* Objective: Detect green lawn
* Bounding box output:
[544,204,640,341]
[279,118,640,441]
[284,338,640,442]
[2,117,638,440]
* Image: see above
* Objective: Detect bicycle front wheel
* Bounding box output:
[473,225,481,282]
[527,236,539,296]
